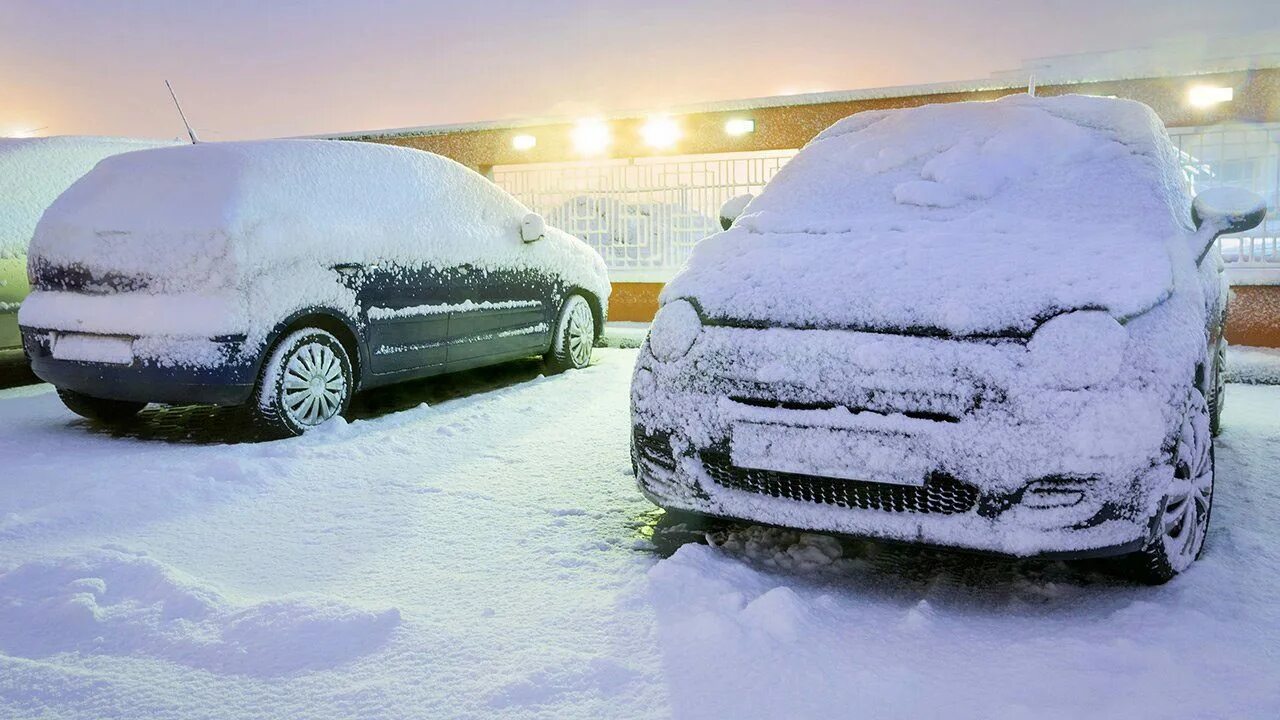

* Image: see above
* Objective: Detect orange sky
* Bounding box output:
[2,0,1276,140]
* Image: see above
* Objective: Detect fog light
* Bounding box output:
[1022,479,1087,508]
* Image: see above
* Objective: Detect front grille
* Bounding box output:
[702,452,978,515]
[633,428,677,472]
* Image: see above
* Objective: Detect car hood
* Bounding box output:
[661,224,1176,337]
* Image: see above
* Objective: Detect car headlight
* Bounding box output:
[648,299,702,362]
[1026,311,1127,390]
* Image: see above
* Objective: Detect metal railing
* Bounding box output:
[493,151,796,280]
[1170,122,1280,271]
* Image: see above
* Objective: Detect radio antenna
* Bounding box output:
[165,80,200,144]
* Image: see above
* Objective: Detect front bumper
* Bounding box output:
[22,328,259,405]
[631,326,1173,558]
[633,427,1157,558]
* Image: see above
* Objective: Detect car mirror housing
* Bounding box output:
[520,213,546,243]
[1192,187,1267,263]
[719,194,754,230]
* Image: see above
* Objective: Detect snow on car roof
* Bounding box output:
[664,94,1194,336]
[30,139,604,287]
[0,136,176,258]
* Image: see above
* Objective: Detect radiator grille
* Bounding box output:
[702,452,978,515]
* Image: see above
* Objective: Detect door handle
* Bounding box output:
[332,263,364,276]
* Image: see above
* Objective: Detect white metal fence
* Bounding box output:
[493,151,796,281]
[1170,123,1280,273]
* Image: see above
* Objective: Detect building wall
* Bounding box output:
[352,69,1280,170]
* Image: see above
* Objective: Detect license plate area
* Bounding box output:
[52,332,135,365]
[730,421,929,487]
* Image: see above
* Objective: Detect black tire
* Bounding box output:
[544,294,595,373]
[56,388,146,423]
[1123,389,1214,584]
[252,328,353,437]
[1209,340,1226,437]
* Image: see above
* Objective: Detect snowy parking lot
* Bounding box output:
[2,347,1279,719]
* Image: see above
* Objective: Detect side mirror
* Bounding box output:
[719,194,754,230]
[520,212,546,243]
[1191,187,1267,264]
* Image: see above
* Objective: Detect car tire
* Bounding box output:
[56,388,146,423]
[253,328,353,437]
[1209,340,1226,437]
[1124,388,1214,584]
[545,294,595,373]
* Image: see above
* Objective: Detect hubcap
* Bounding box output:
[1162,395,1213,570]
[566,302,594,367]
[282,342,347,427]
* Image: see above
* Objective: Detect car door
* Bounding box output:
[358,261,452,376]
[445,262,555,366]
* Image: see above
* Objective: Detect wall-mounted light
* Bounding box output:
[511,134,537,151]
[641,116,682,149]
[571,119,611,155]
[1188,86,1233,108]
[725,118,756,136]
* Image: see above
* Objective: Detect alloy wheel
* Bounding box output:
[566,301,594,367]
[282,342,348,427]
[1160,395,1213,571]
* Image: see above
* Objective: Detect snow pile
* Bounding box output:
[1225,345,1280,384]
[0,136,175,258]
[22,140,609,356]
[0,548,400,676]
[663,94,1192,335]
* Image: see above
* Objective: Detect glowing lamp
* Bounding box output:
[641,116,682,149]
[1188,86,1233,108]
[571,119,611,155]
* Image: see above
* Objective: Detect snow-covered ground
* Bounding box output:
[2,348,1278,719]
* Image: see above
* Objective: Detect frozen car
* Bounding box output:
[1,136,175,358]
[631,95,1266,583]
[20,140,609,435]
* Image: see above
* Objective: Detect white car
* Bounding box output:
[631,94,1265,583]
[20,140,610,435]
[0,137,175,356]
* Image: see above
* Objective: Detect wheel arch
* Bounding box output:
[258,308,365,388]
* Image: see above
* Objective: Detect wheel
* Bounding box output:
[56,388,146,423]
[545,294,595,373]
[1124,389,1214,584]
[1209,339,1226,437]
[253,328,353,437]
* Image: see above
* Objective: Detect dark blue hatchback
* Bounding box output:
[19,140,610,435]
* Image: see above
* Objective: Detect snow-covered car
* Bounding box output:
[1,136,175,357]
[631,94,1266,583]
[19,140,610,435]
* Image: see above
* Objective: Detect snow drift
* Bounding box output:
[0,548,399,676]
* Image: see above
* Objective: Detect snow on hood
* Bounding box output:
[29,140,610,302]
[663,94,1193,336]
[0,136,176,258]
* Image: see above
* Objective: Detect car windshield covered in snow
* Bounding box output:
[664,94,1194,336]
